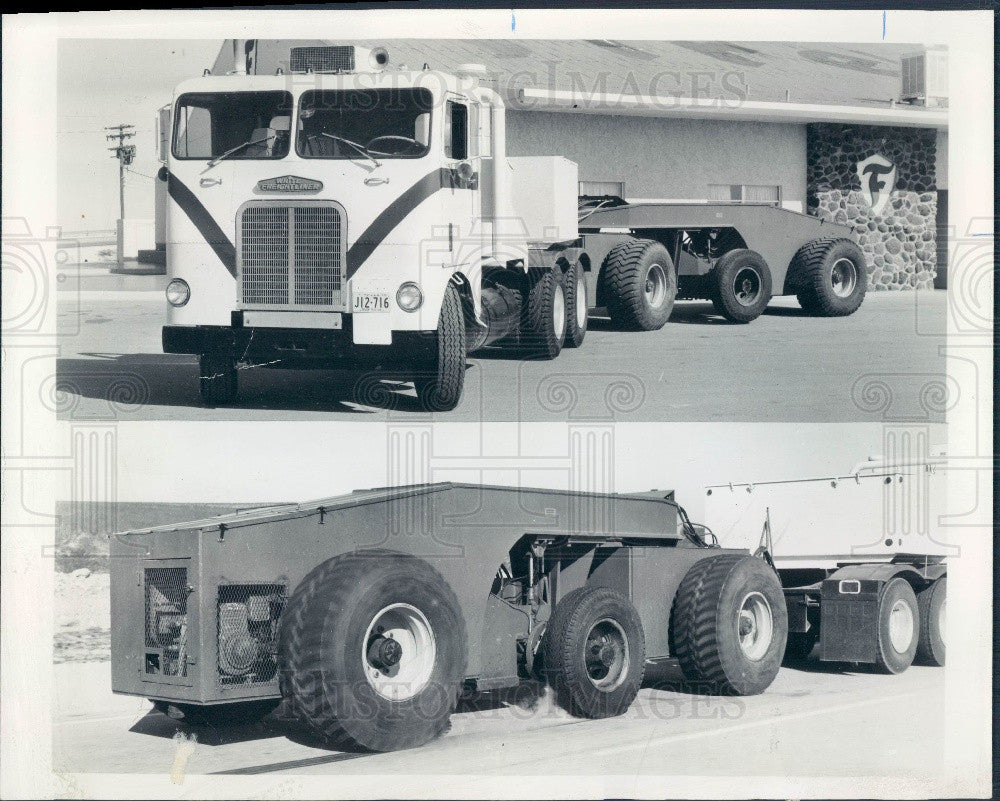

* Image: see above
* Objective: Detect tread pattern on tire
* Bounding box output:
[915,577,946,667]
[601,238,675,331]
[671,553,747,689]
[521,268,564,359]
[279,549,467,752]
[414,282,466,411]
[790,237,867,317]
[563,260,588,349]
[544,586,645,719]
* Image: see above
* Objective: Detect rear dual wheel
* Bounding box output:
[521,268,567,359]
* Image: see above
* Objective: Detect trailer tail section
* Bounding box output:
[703,460,950,674]
[110,483,787,751]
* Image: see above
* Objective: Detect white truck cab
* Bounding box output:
[162,45,579,410]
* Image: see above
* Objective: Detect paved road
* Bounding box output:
[53,659,945,786]
[56,289,947,422]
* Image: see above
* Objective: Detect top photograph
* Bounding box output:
[52,38,949,422]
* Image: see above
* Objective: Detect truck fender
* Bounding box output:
[827,562,942,592]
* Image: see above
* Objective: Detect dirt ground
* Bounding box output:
[54,570,111,664]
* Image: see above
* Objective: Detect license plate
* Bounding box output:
[352,293,391,313]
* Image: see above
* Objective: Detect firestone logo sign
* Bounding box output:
[856,154,896,216]
[257,175,323,192]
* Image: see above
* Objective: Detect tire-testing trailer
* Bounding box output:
[111,483,788,752]
[160,44,869,411]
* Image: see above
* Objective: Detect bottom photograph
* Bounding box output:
[52,424,956,788]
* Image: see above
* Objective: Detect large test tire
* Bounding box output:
[153,699,279,727]
[544,586,645,719]
[601,238,677,331]
[671,554,787,695]
[521,268,566,359]
[915,577,946,667]
[563,260,588,349]
[873,577,919,675]
[280,549,467,752]
[791,237,868,317]
[710,249,773,323]
[413,282,466,412]
[199,351,238,406]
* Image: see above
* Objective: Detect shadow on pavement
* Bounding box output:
[54,354,457,415]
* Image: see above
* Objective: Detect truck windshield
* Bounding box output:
[297,88,433,160]
[173,91,292,160]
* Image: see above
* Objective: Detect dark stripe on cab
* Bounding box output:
[167,174,237,278]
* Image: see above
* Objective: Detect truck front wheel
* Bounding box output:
[543,586,645,718]
[671,554,787,695]
[413,282,466,412]
[710,249,773,323]
[873,577,919,674]
[198,351,238,407]
[280,549,467,752]
[601,238,677,331]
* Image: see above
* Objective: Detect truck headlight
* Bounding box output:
[166,278,191,307]
[396,282,423,312]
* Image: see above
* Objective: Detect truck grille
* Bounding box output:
[217,584,286,685]
[144,567,188,678]
[238,202,345,310]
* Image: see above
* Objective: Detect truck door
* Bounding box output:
[442,95,479,269]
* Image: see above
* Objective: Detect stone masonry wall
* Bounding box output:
[807,124,937,290]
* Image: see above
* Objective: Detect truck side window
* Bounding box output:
[445,101,468,160]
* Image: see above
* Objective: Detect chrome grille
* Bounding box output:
[238,202,345,310]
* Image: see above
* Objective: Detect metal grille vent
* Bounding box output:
[239,203,344,309]
[144,567,188,677]
[217,584,286,685]
[290,46,354,73]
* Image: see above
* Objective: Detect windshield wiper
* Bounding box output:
[205,134,274,169]
[314,132,381,168]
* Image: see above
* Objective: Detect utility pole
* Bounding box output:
[106,123,136,222]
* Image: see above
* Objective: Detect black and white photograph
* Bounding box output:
[1,6,994,799]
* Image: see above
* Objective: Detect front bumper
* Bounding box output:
[163,317,436,368]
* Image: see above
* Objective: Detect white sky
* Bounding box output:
[57,39,220,232]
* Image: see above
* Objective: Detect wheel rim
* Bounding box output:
[583,618,629,691]
[644,263,668,309]
[733,267,763,307]
[362,603,436,701]
[830,258,858,298]
[888,599,915,653]
[737,592,774,661]
[553,282,566,341]
[575,271,588,329]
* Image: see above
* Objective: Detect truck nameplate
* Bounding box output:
[256,175,323,193]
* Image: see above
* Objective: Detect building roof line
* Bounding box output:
[515,87,948,130]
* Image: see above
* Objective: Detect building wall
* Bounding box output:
[807,123,937,290]
[506,111,807,205]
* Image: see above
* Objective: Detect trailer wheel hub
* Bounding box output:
[583,618,629,691]
[737,591,774,661]
[362,603,436,701]
[644,264,668,309]
[830,258,858,298]
[733,267,763,306]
